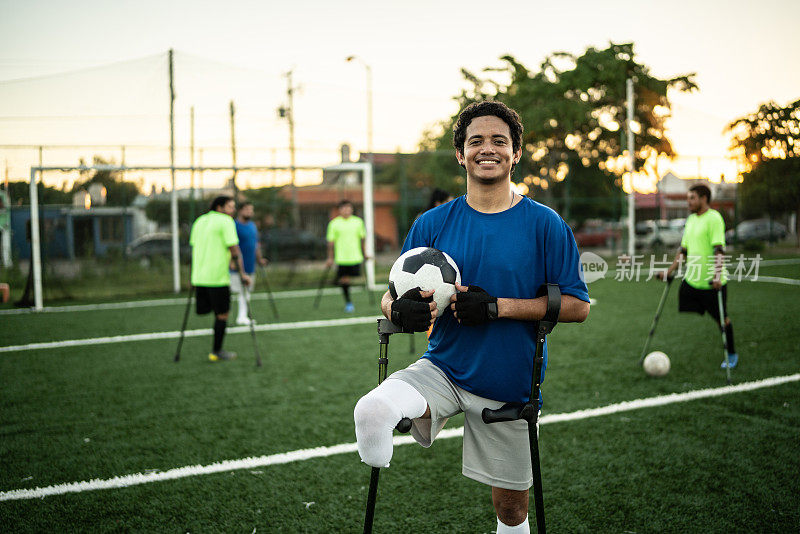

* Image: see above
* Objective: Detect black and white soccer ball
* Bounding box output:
[389,247,461,317]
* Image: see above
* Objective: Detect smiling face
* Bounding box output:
[456,115,521,185]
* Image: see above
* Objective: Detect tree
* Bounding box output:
[727,99,800,236]
[5,181,71,205]
[417,42,697,225]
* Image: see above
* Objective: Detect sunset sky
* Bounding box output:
[1,0,798,192]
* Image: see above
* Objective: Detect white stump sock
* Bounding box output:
[496,515,530,533]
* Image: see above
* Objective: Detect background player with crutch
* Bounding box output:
[175,196,249,362]
[658,184,739,374]
[324,199,368,313]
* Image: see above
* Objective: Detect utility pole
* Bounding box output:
[229,100,238,199]
[282,70,300,226]
[169,48,180,293]
[1,158,9,268]
[198,148,204,198]
[120,145,126,183]
[190,106,196,222]
[626,78,636,259]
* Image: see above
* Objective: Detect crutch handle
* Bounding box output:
[395,418,412,433]
[482,402,536,424]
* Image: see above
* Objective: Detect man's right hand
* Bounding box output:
[656,271,674,282]
[241,273,252,287]
[390,288,437,332]
[325,258,334,268]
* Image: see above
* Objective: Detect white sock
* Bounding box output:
[237,291,248,321]
[353,378,427,468]
[496,515,530,533]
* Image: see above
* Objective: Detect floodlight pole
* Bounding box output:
[169,49,180,293]
[346,56,374,167]
[626,78,636,259]
[29,167,43,311]
[230,100,238,199]
[285,70,300,226]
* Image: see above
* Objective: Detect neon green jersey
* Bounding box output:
[681,208,727,289]
[326,215,365,265]
[190,211,239,286]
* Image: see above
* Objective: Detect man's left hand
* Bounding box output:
[241,273,252,287]
[258,258,268,266]
[450,284,498,326]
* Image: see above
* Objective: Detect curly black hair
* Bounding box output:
[452,101,523,155]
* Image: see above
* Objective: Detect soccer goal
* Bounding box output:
[24,162,376,311]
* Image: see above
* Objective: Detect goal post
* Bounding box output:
[26,162,376,311]
[321,162,377,291]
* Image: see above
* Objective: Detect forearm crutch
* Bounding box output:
[717,289,732,385]
[242,284,262,368]
[259,264,279,319]
[482,283,561,534]
[638,274,674,365]
[174,285,195,363]
[362,319,413,534]
[363,260,375,305]
[313,265,332,310]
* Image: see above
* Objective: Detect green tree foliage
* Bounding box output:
[4,181,71,205]
[71,156,140,206]
[238,186,293,225]
[418,42,696,225]
[727,99,800,229]
[144,198,197,229]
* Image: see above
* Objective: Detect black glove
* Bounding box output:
[453,285,498,326]
[390,287,434,332]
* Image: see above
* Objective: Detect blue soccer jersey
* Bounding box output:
[234,220,259,274]
[402,195,589,405]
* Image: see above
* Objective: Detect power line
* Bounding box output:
[0,52,166,85]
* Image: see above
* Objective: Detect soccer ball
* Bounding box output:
[389,247,461,317]
[643,351,671,377]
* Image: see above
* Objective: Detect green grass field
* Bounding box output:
[1,260,799,533]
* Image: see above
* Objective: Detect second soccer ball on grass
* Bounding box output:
[389,247,461,317]
[643,351,671,377]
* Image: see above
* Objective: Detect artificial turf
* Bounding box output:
[1,263,798,532]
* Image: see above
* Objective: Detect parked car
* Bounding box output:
[126,233,190,262]
[635,220,683,249]
[726,219,788,244]
[573,220,620,248]
[668,218,686,234]
[261,228,327,262]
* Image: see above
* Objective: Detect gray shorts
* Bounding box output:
[389,358,534,491]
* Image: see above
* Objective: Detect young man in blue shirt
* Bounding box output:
[230,202,267,325]
[354,101,590,533]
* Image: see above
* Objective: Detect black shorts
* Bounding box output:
[195,286,231,315]
[336,264,361,280]
[678,280,728,321]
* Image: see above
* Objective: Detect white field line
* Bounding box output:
[758,258,800,266]
[751,276,800,286]
[0,316,380,354]
[2,372,798,502]
[0,287,373,316]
